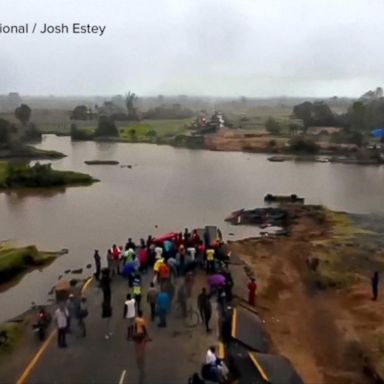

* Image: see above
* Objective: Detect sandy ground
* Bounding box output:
[228,208,384,384]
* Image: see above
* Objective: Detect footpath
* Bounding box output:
[1,270,220,384]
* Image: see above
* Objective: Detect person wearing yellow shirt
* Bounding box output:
[206,248,215,274]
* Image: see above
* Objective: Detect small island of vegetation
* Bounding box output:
[0,162,97,189]
[84,160,119,165]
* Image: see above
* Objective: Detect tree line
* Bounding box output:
[0,104,42,148]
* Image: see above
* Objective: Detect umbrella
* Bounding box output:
[371,128,384,138]
[208,274,225,288]
[153,232,177,244]
[122,261,136,278]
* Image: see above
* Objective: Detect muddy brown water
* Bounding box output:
[1,135,384,322]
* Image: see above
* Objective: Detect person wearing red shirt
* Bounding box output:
[111,244,121,276]
[248,278,257,306]
[139,246,148,273]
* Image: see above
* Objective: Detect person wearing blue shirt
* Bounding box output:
[156,290,170,327]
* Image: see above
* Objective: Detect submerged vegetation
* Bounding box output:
[0,162,97,189]
[0,245,56,284]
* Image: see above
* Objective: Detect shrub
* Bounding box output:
[289,136,319,154]
[94,116,118,137]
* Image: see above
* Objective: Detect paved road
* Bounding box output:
[14,270,219,384]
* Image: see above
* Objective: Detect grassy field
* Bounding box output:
[118,118,194,139]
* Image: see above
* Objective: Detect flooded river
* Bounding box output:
[1,135,384,321]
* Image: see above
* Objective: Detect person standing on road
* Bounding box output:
[197,241,206,270]
[100,267,111,304]
[106,249,113,277]
[66,294,77,334]
[77,297,88,337]
[123,293,136,340]
[94,250,101,281]
[111,244,121,276]
[55,303,69,348]
[156,290,170,327]
[125,238,136,251]
[133,273,142,311]
[102,299,113,340]
[248,277,257,306]
[158,260,170,291]
[206,248,215,274]
[139,245,148,273]
[133,310,150,384]
[222,268,234,302]
[147,282,158,321]
[372,271,380,301]
[198,288,212,332]
[184,270,195,298]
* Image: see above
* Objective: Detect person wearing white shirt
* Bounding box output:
[155,246,163,260]
[123,293,136,340]
[206,346,217,365]
[187,247,196,262]
[55,304,69,348]
[205,346,220,382]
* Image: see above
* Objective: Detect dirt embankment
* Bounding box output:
[229,206,384,384]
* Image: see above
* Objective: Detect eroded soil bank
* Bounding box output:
[229,205,384,384]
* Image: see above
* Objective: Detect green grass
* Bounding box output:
[306,208,382,290]
[118,118,194,139]
[0,245,56,283]
[0,322,23,353]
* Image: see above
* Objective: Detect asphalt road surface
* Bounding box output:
[10,270,219,384]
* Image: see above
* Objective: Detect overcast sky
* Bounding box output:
[0,0,384,97]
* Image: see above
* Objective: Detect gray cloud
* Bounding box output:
[0,0,383,97]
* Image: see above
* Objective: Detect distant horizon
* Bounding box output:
[1,1,384,98]
[0,92,364,100]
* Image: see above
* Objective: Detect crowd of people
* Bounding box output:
[53,227,256,382]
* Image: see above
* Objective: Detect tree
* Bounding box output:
[0,118,11,146]
[125,91,139,121]
[265,117,281,135]
[71,105,89,120]
[14,104,31,126]
[293,101,336,129]
[23,122,42,142]
[311,102,335,126]
[293,101,313,129]
[94,116,118,137]
[349,101,368,132]
[0,118,18,147]
[370,99,384,129]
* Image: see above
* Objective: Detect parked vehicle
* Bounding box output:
[32,306,51,341]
